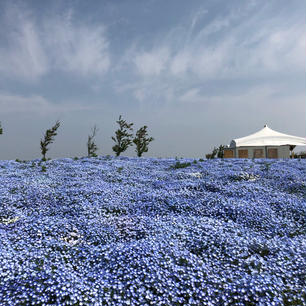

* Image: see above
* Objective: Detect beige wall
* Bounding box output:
[232,145,290,158]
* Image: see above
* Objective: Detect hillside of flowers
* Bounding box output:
[0,156,305,305]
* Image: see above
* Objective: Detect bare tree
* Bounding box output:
[133,126,154,157]
[87,125,99,157]
[40,121,60,161]
[112,115,133,157]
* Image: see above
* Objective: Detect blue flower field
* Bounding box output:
[0,157,305,305]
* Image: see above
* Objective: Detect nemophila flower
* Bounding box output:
[0,157,305,305]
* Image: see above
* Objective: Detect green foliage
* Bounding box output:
[87,125,98,158]
[171,161,191,169]
[117,167,124,173]
[15,159,27,163]
[206,145,225,159]
[199,158,204,162]
[133,125,154,157]
[0,121,2,135]
[217,145,225,158]
[40,121,60,161]
[295,151,306,159]
[206,148,218,159]
[73,157,79,160]
[112,115,133,157]
[262,162,272,172]
[41,165,47,172]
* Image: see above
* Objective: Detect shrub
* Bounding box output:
[171,161,191,169]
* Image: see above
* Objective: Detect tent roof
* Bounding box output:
[230,125,306,147]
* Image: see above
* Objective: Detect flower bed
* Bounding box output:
[0,157,305,305]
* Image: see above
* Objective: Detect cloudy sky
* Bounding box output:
[0,0,305,160]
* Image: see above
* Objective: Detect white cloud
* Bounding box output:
[0,5,48,81]
[0,93,97,114]
[44,14,110,76]
[204,20,305,80]
[0,4,110,81]
[132,4,306,82]
[120,2,305,109]
[0,93,51,113]
[169,22,306,81]
[133,88,146,101]
[178,83,305,116]
[179,88,203,103]
[170,51,191,75]
[134,47,170,76]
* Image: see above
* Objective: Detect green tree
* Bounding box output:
[112,115,133,157]
[206,147,218,159]
[217,145,225,158]
[0,122,2,135]
[133,125,154,157]
[206,145,225,159]
[87,125,98,157]
[40,121,60,161]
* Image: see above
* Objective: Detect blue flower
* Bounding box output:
[0,157,305,305]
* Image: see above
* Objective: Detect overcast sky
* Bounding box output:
[0,0,305,160]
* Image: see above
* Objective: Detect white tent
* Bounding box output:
[230,125,306,147]
[224,125,306,158]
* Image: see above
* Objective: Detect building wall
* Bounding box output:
[224,145,291,158]
[234,145,290,158]
[269,145,290,158]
